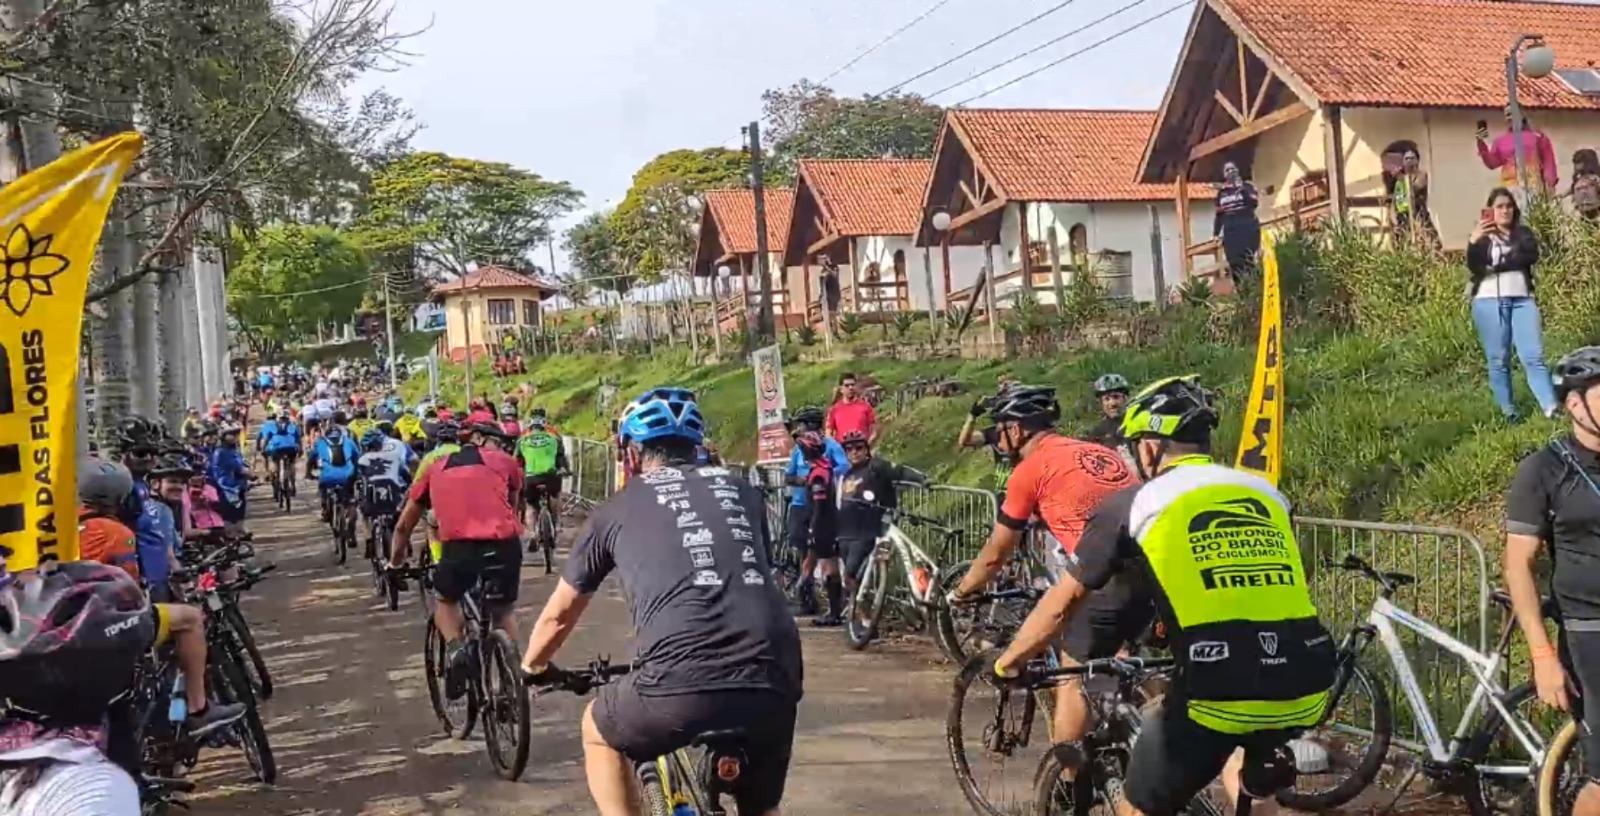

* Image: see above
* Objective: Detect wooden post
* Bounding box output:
[1047,226,1066,310]
[982,240,998,348]
[1148,203,1167,306]
[1018,204,1033,300]
[1323,105,1348,216]
[460,298,473,404]
[1175,165,1193,278]
[740,254,755,339]
[922,246,938,326]
[801,256,813,321]
[941,235,953,308]
[847,238,860,314]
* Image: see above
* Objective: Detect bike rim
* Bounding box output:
[952,659,1050,816]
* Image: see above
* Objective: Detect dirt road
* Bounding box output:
[190,482,976,815]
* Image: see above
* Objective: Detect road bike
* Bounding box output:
[420,572,529,780]
[528,657,761,816]
[844,504,962,650]
[1282,554,1556,815]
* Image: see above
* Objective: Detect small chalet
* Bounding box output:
[692,188,801,330]
[1139,0,1600,273]
[783,158,987,327]
[918,108,1213,309]
[432,265,558,362]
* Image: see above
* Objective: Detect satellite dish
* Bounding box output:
[1524,44,1556,79]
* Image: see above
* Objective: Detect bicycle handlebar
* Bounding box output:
[1030,655,1177,683]
[1325,553,1415,594]
[524,657,634,694]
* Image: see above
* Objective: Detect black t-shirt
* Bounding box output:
[1082,414,1125,448]
[564,464,803,700]
[1507,438,1600,619]
[838,458,910,541]
[1062,483,1156,624]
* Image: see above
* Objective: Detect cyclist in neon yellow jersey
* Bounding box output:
[415,420,462,564]
[993,376,1335,816]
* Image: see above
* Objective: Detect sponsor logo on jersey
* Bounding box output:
[727,513,750,528]
[742,569,764,586]
[676,511,701,528]
[1189,641,1229,662]
[694,570,723,587]
[719,498,740,511]
[730,527,753,541]
[1257,631,1287,665]
[689,547,715,568]
[641,468,684,485]
[655,489,689,505]
[741,546,757,563]
[697,466,730,478]
[1187,497,1274,534]
[712,489,741,500]
[667,499,691,512]
[1199,563,1295,590]
[682,529,714,548]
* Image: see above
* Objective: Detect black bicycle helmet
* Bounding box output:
[787,406,826,431]
[113,416,159,452]
[988,385,1060,424]
[147,453,195,478]
[0,562,155,723]
[436,419,461,444]
[1555,346,1600,399]
[468,421,510,444]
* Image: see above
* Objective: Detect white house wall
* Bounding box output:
[1000,201,1214,303]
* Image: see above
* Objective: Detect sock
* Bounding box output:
[824,574,843,619]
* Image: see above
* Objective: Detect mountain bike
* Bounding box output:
[420,574,529,780]
[1281,554,1557,815]
[528,658,760,816]
[324,482,356,566]
[528,478,561,575]
[268,453,293,512]
[936,523,1054,664]
[843,504,961,650]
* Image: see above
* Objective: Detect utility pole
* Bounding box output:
[461,298,474,406]
[747,121,775,344]
[383,273,397,391]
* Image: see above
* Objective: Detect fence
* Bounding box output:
[567,437,616,509]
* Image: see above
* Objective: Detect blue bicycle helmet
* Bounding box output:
[618,387,705,446]
[360,428,387,450]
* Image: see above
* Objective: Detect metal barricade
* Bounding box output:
[894,483,997,565]
[567,437,614,509]
[1294,516,1492,750]
[749,460,791,541]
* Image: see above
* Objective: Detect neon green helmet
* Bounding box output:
[1119,375,1219,441]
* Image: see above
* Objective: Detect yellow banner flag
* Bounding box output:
[0,132,144,570]
[1235,231,1285,485]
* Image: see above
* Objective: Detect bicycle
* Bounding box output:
[418,574,529,780]
[936,523,1056,664]
[843,504,962,650]
[268,451,295,512]
[324,482,356,566]
[528,657,760,816]
[527,477,562,575]
[182,533,275,701]
[1282,554,1557,815]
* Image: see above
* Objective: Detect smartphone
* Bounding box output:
[1481,207,1494,223]
[1476,120,1490,139]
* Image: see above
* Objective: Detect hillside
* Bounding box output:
[401,213,1600,534]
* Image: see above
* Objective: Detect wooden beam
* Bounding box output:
[807,232,842,256]
[949,196,1008,233]
[1176,165,1193,278]
[1249,73,1274,121]
[1323,105,1348,214]
[958,178,982,208]
[1213,90,1246,126]
[1188,101,1310,162]
[1237,40,1249,120]
[1018,203,1032,281]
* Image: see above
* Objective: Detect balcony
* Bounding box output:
[806,278,911,327]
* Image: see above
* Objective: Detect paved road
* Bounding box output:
[190,479,977,815]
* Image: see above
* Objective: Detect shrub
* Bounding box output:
[838,312,863,340]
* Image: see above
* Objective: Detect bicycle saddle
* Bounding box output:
[1490,588,1561,621]
[690,728,748,747]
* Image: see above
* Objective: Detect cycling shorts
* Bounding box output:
[267,447,298,461]
[522,473,562,505]
[319,478,355,503]
[305,417,322,432]
[150,604,172,649]
[1561,622,1600,778]
[361,480,406,518]
[593,675,797,814]
[1059,599,1155,662]
[786,503,838,559]
[840,537,875,581]
[434,538,520,608]
[1123,696,1296,814]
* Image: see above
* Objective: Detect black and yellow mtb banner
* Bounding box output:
[1235,232,1284,486]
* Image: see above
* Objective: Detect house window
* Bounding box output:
[522,299,539,326]
[1068,224,1088,268]
[486,298,514,325]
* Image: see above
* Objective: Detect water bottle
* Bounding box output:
[671,804,694,816]
[167,674,188,723]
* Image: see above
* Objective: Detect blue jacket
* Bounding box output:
[315,434,360,485]
[258,419,302,454]
[134,487,176,587]
[786,438,849,508]
[208,446,249,505]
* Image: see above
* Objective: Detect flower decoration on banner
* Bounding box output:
[0,223,70,316]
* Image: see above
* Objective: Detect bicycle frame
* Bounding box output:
[873,520,943,606]
[1358,596,1545,775]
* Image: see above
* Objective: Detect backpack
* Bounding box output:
[328,433,349,467]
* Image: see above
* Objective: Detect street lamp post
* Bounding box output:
[713,264,730,360]
[1506,34,1556,207]
[928,210,952,334]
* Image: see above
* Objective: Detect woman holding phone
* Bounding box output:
[1466,187,1560,421]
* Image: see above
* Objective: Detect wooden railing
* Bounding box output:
[949,266,1082,309]
[806,278,911,326]
[1186,195,1386,279]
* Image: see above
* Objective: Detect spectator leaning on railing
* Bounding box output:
[1466,187,1560,422]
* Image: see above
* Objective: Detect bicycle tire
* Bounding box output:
[210,649,276,784]
[1537,716,1585,816]
[637,762,674,816]
[222,605,273,701]
[482,630,531,780]
[1459,681,1547,816]
[948,650,1049,816]
[1276,660,1391,811]
[1032,744,1091,816]
[539,509,557,575]
[423,618,475,738]
[845,554,886,650]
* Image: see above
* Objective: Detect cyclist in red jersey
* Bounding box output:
[949,384,1138,749]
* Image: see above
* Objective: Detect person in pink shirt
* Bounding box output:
[825,371,878,444]
[185,472,228,539]
[1477,109,1558,195]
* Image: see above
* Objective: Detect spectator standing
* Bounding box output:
[1388,147,1439,247]
[826,372,878,443]
[1478,109,1558,196]
[1571,149,1600,221]
[1212,161,1261,281]
[783,407,848,618]
[1466,187,1560,421]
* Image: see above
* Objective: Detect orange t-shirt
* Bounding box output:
[78,511,141,580]
[999,434,1135,556]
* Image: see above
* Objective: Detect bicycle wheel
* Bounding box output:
[539,509,557,575]
[210,650,276,784]
[222,605,273,701]
[949,650,1052,816]
[423,618,475,738]
[1538,717,1588,816]
[1461,681,1555,816]
[1032,744,1092,816]
[845,552,888,650]
[481,630,531,780]
[1276,660,1391,811]
[935,561,1033,665]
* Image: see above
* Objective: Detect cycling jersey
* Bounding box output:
[785,438,848,508]
[999,433,1134,558]
[517,429,563,476]
[1507,438,1600,619]
[257,419,301,454]
[358,438,416,489]
[408,445,521,541]
[418,442,460,477]
[348,417,375,441]
[315,433,361,486]
[299,403,318,424]
[79,510,140,580]
[1068,456,1334,734]
[394,414,423,443]
[313,397,337,420]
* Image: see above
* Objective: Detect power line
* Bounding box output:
[878,0,1085,96]
[820,0,957,83]
[955,1,1193,105]
[255,277,370,299]
[926,0,1153,100]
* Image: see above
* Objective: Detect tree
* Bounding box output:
[226,224,370,358]
[564,210,625,294]
[760,80,944,181]
[608,147,748,280]
[361,151,582,280]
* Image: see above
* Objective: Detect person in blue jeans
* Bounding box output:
[1466,187,1560,422]
[783,406,849,617]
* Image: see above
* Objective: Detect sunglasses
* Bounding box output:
[843,442,870,452]
[980,426,1002,447]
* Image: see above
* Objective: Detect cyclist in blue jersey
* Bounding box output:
[315,425,361,525]
[257,409,303,487]
[783,406,848,617]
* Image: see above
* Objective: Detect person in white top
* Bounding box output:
[1466,186,1560,422]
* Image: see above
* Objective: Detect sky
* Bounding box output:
[361,0,1195,274]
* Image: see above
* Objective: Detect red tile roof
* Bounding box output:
[702,188,793,254]
[948,109,1204,201]
[433,265,556,296]
[1219,0,1600,109]
[797,159,932,236]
